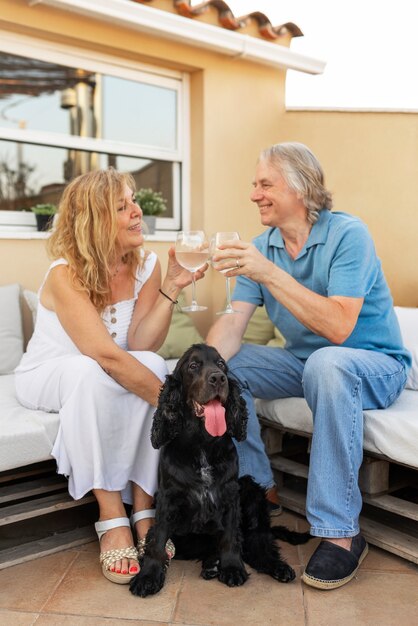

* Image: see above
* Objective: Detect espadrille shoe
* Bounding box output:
[302,534,368,590]
[95,517,139,584]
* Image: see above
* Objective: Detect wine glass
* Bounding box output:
[210,231,241,315]
[175,230,209,312]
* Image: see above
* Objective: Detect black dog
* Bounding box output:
[130,344,310,597]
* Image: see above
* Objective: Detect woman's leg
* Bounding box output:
[131,483,154,540]
[94,489,139,575]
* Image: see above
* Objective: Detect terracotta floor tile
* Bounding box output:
[0,609,39,625]
[272,509,311,567]
[297,536,321,568]
[304,570,418,626]
[173,559,306,626]
[272,510,302,528]
[1,513,416,626]
[42,551,184,622]
[362,546,418,573]
[0,552,77,612]
[277,541,301,568]
[35,613,166,625]
[67,540,98,554]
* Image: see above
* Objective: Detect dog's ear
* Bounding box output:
[225,376,248,442]
[151,373,184,448]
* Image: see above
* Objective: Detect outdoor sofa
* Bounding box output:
[1,283,417,568]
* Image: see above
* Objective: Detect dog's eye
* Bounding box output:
[217,359,226,370]
[189,361,199,370]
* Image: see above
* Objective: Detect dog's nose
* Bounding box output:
[208,371,227,386]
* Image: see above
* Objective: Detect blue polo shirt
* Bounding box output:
[233,210,411,369]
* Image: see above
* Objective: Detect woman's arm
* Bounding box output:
[43,265,163,406]
[128,247,207,351]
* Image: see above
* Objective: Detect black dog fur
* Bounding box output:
[130,344,310,597]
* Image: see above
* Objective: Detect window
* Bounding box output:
[0,34,189,233]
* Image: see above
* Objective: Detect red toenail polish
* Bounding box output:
[130,567,139,573]
[122,569,128,574]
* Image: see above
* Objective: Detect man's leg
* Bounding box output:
[301,346,407,589]
[227,344,305,489]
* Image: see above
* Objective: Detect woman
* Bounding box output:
[15,168,206,584]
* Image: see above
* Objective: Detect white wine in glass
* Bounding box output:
[210,231,241,315]
[175,230,209,312]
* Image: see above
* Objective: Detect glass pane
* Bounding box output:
[0,52,95,135]
[0,51,177,149]
[102,76,177,149]
[0,140,174,217]
[100,154,174,217]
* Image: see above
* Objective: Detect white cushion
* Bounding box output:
[0,283,24,374]
[256,388,418,468]
[23,288,38,327]
[0,375,59,472]
[394,306,418,390]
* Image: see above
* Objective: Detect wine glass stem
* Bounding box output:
[191,272,197,306]
[225,276,233,311]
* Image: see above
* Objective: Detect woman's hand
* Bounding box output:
[164,246,208,290]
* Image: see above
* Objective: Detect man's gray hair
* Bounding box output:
[259,142,333,224]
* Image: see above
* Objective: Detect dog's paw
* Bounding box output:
[218,565,249,587]
[272,562,296,583]
[201,558,220,580]
[129,568,166,597]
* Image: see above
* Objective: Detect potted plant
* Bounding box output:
[134,188,167,234]
[30,203,57,232]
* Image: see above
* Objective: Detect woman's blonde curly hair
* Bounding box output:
[259,142,333,224]
[47,168,143,312]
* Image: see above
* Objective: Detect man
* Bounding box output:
[206,142,410,589]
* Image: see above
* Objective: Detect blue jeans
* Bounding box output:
[228,344,407,538]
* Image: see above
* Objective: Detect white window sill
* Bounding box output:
[0,230,50,239]
[0,229,177,242]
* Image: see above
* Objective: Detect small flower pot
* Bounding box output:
[35,213,54,232]
[143,215,156,235]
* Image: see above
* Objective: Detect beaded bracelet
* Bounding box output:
[159,288,179,305]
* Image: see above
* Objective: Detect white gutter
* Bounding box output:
[28,0,326,75]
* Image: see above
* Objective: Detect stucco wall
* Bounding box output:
[277,110,418,307]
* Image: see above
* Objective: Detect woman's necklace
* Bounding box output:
[111,261,123,278]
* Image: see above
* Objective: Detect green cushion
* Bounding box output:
[157,293,203,359]
[242,306,275,345]
[267,325,286,348]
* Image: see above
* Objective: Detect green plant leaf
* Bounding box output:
[30,203,57,215]
[134,188,167,216]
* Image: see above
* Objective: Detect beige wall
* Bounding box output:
[277,111,418,307]
[1,1,417,342]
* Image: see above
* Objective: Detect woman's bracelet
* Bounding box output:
[159,288,179,306]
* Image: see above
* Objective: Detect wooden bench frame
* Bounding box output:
[0,461,97,570]
[260,420,418,564]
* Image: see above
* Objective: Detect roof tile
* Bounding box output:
[133,0,303,41]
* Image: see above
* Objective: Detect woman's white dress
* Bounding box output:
[15,254,167,503]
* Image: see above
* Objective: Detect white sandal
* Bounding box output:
[95,516,139,584]
[131,509,175,560]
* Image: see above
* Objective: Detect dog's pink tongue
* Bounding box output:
[203,400,226,437]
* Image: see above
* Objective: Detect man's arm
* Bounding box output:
[215,242,363,345]
[206,301,256,361]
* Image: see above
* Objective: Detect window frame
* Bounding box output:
[0,29,190,236]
